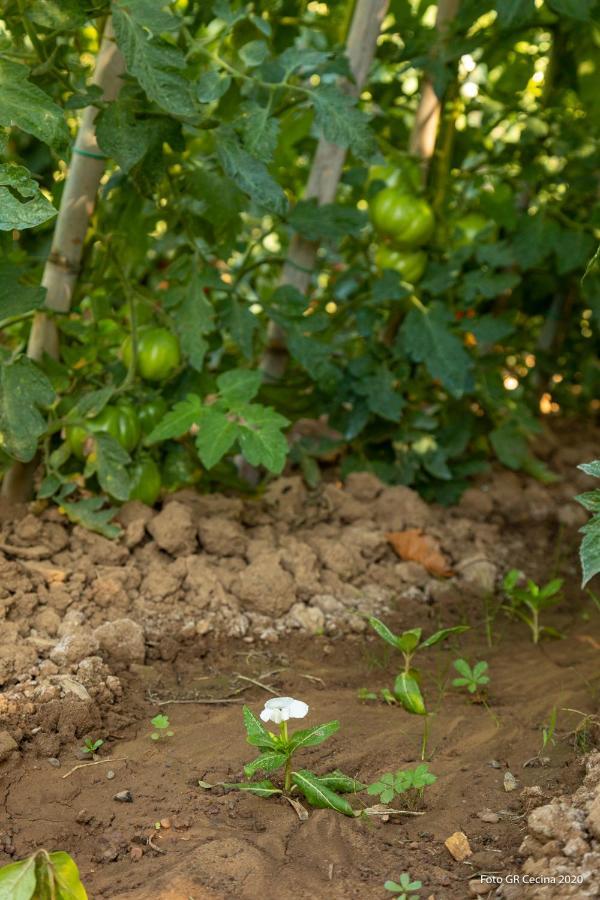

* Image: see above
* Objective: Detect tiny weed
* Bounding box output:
[563,708,600,754]
[81,737,104,757]
[367,763,436,809]
[541,706,558,754]
[367,617,469,758]
[150,714,174,741]
[502,570,564,644]
[452,659,490,696]
[384,872,422,898]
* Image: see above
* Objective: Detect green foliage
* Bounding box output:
[0,0,598,516]
[452,659,490,695]
[233,704,360,816]
[502,570,564,643]
[384,872,422,899]
[81,737,104,756]
[575,461,600,586]
[0,850,87,900]
[367,764,437,805]
[150,714,174,740]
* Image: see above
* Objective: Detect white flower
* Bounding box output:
[259,697,309,725]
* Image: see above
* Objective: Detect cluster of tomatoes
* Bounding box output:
[369,158,490,283]
[65,326,200,505]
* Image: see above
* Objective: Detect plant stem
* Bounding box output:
[421,715,430,761]
[532,609,539,645]
[280,722,292,792]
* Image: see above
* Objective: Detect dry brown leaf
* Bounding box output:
[444,830,472,861]
[576,634,600,651]
[386,529,453,577]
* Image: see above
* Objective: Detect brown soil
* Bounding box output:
[1,421,599,899]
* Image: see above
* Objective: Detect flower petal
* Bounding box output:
[259,709,270,722]
[289,700,309,719]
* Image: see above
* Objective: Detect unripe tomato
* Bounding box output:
[128,457,162,506]
[66,404,140,459]
[111,404,141,452]
[161,444,201,492]
[138,397,168,436]
[368,157,421,194]
[374,246,427,284]
[122,327,181,382]
[369,188,435,248]
[451,212,493,246]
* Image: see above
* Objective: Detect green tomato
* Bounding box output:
[451,212,494,246]
[138,397,168,436]
[374,245,427,284]
[122,327,181,382]
[128,457,162,506]
[368,157,421,194]
[66,404,140,459]
[161,444,201,492]
[369,188,435,248]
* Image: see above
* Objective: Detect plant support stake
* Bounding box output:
[2,20,125,502]
[261,0,389,379]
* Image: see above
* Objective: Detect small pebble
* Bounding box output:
[504,771,518,792]
[477,808,500,824]
[488,759,501,769]
[469,880,491,896]
[106,770,115,780]
[47,757,61,768]
[113,790,133,803]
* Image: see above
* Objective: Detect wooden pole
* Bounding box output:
[2,20,125,501]
[261,0,390,379]
[409,0,460,176]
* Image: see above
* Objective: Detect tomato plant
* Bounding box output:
[0,0,597,531]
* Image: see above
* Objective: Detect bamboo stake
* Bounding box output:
[261,0,390,379]
[409,0,460,176]
[2,20,125,502]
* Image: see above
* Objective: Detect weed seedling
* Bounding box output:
[368,617,468,757]
[384,872,422,898]
[524,707,557,768]
[502,569,564,644]
[452,659,489,696]
[150,714,174,741]
[81,737,104,757]
[368,763,436,809]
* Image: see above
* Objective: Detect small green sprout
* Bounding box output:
[367,617,469,757]
[150,714,174,741]
[452,659,490,695]
[384,872,422,898]
[81,737,104,756]
[502,570,563,644]
[367,763,436,807]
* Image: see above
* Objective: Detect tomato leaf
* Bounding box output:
[145,394,202,444]
[0,164,57,231]
[91,433,131,502]
[0,60,68,149]
[195,407,239,469]
[399,302,473,399]
[59,497,121,539]
[0,357,55,462]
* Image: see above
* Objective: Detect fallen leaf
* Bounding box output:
[576,634,600,651]
[444,830,472,861]
[283,795,308,821]
[129,846,143,861]
[386,529,453,577]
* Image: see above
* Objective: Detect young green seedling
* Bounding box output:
[384,872,422,899]
[452,659,490,696]
[368,617,468,757]
[368,763,436,809]
[0,849,88,898]
[218,697,366,817]
[502,570,563,644]
[81,737,104,757]
[150,714,174,741]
